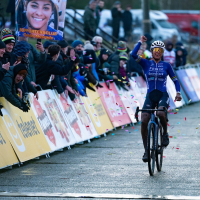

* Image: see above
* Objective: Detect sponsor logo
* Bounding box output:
[2,109,25,152]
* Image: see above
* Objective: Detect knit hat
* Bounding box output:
[117,41,127,52]
[43,41,55,49]
[71,40,84,48]
[57,40,68,48]
[13,63,28,78]
[0,40,6,49]
[84,41,94,50]
[1,28,15,44]
[119,52,128,60]
[13,41,31,57]
[101,48,109,55]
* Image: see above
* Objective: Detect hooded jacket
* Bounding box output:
[0,66,23,108]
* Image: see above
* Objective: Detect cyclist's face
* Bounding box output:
[25,0,53,30]
[6,43,15,53]
[152,48,163,60]
[0,48,5,57]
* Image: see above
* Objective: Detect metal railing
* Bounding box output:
[65,7,120,52]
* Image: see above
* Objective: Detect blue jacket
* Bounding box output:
[131,41,180,93]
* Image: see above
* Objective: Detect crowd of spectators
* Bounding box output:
[83,0,133,42]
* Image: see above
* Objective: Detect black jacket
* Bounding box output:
[83,6,96,32]
[0,66,23,108]
[0,58,9,81]
[122,10,133,31]
[35,55,74,89]
[111,7,121,28]
[2,51,16,66]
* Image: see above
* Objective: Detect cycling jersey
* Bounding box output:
[131,41,180,94]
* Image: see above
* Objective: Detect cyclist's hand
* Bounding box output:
[141,36,147,43]
[175,93,182,101]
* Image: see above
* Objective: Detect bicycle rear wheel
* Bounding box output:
[156,125,163,171]
[147,123,156,176]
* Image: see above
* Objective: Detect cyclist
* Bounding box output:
[131,36,182,162]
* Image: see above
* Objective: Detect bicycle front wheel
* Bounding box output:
[156,125,163,171]
[147,123,156,176]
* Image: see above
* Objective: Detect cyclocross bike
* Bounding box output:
[135,107,168,176]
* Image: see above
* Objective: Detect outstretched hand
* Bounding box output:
[141,35,147,43]
[70,49,76,61]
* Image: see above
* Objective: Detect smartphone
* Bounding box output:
[17,56,22,62]
[6,58,8,63]
[37,39,41,44]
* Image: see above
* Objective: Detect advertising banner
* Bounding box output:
[0,118,19,169]
[0,98,51,162]
[196,67,200,78]
[134,76,147,101]
[176,69,199,102]
[167,76,185,108]
[80,85,113,135]
[185,68,200,99]
[115,86,139,123]
[16,0,67,40]
[96,82,131,127]
[129,79,145,107]
[30,90,76,152]
[71,96,98,139]
[52,90,96,142]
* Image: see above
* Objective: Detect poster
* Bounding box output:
[80,85,113,135]
[15,0,67,40]
[96,82,131,127]
[30,90,76,152]
[0,98,51,162]
[52,90,96,142]
[185,68,200,99]
[71,96,98,140]
[0,117,19,169]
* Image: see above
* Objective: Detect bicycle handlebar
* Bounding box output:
[135,107,168,122]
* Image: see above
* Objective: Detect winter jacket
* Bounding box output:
[0,58,9,81]
[0,66,23,108]
[77,50,96,65]
[122,10,133,31]
[83,6,96,33]
[95,5,103,28]
[72,69,86,96]
[35,55,74,89]
[27,44,47,83]
[107,51,120,75]
[111,7,121,38]
[2,51,16,65]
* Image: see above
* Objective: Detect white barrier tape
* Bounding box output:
[0,192,199,199]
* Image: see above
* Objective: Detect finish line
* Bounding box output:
[0,192,199,199]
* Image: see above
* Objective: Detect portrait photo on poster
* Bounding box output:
[15,0,67,40]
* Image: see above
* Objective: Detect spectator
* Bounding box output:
[163,41,176,67]
[95,0,104,29]
[175,41,187,66]
[83,0,97,40]
[122,5,133,42]
[35,45,75,90]
[0,63,30,112]
[71,40,96,65]
[111,1,122,42]
[17,37,47,89]
[92,36,103,57]
[0,40,10,80]
[175,47,185,68]
[13,41,39,103]
[118,37,131,54]
[1,28,16,65]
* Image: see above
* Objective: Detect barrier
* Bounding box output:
[96,82,131,127]
[0,98,51,163]
[80,84,113,135]
[1,65,200,169]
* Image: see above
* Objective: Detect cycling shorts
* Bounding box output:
[142,90,170,114]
